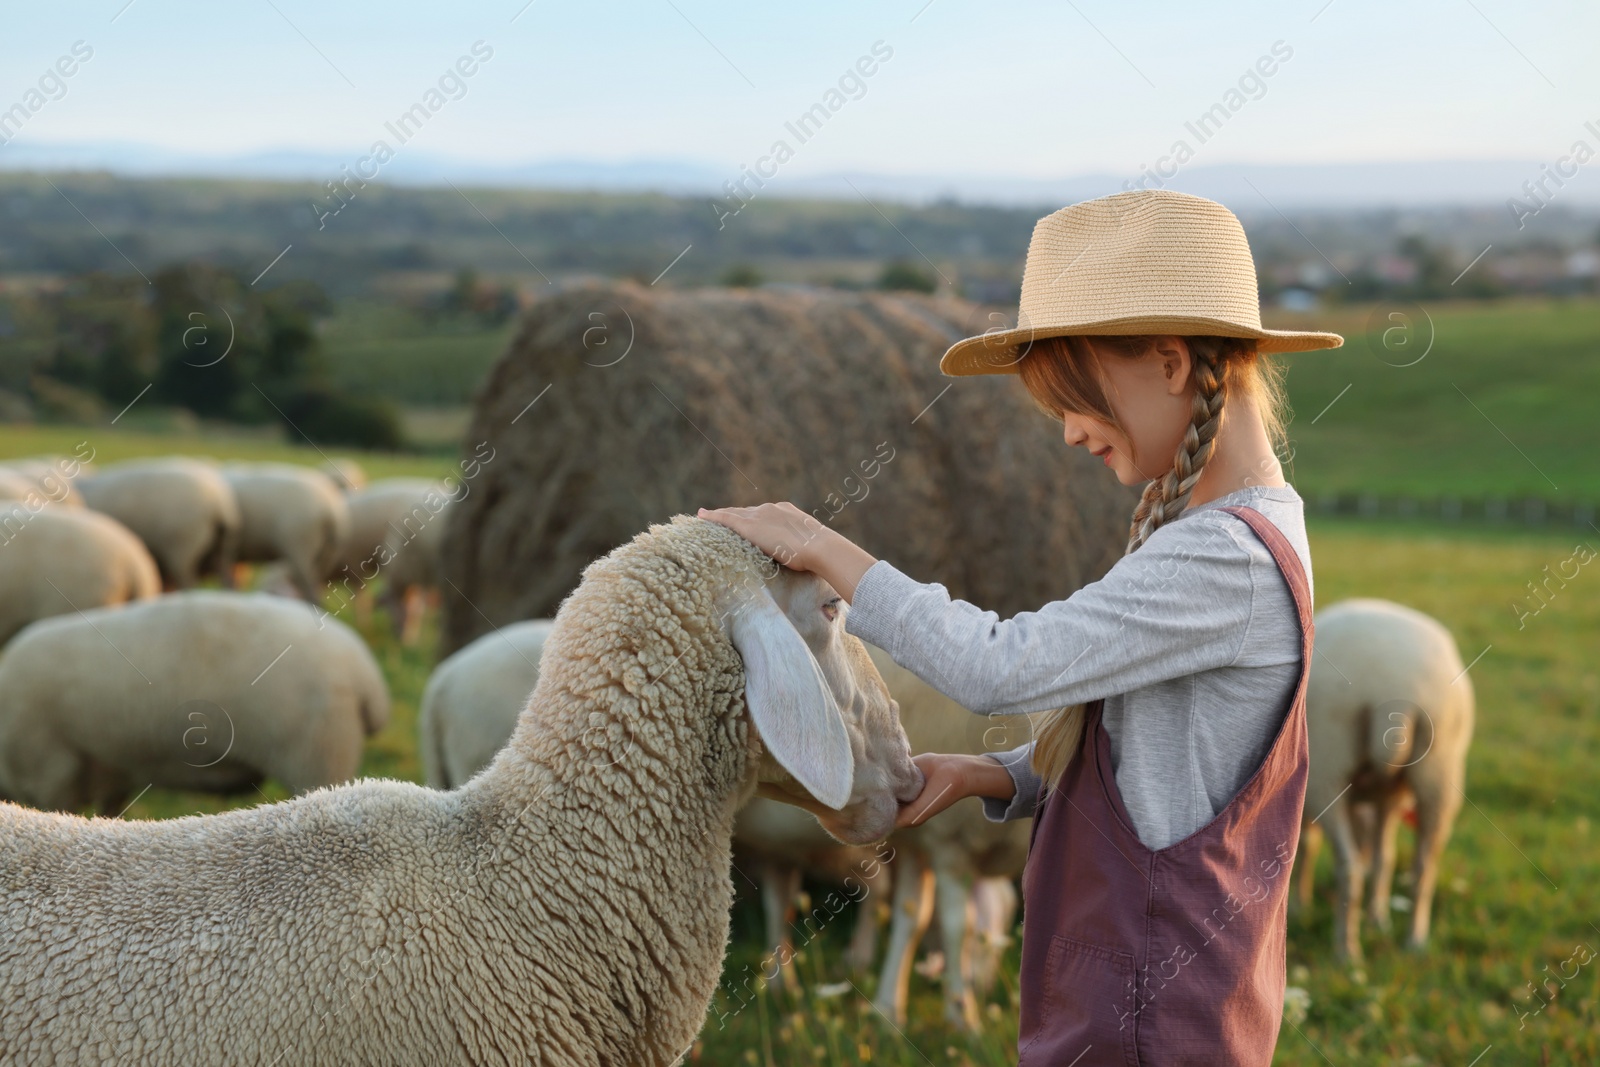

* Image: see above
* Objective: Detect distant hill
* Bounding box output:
[1,170,1595,300]
[4,144,1596,211]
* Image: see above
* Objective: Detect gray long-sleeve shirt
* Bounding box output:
[842,483,1312,851]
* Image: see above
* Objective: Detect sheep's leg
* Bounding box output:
[377,579,405,637]
[873,852,934,1026]
[1322,795,1367,963]
[932,862,980,1031]
[758,863,801,993]
[1366,788,1408,934]
[1292,820,1322,917]
[400,587,428,646]
[969,877,1017,998]
[1405,768,1463,951]
[844,860,891,974]
[290,558,322,604]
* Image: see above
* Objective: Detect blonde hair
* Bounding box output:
[1015,333,1290,788]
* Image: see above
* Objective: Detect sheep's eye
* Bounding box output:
[821,596,842,621]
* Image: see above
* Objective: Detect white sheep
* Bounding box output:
[0,469,45,506]
[326,477,452,641]
[0,590,389,813]
[420,618,554,789]
[0,503,161,647]
[1294,597,1475,962]
[222,462,353,602]
[732,642,1033,1029]
[321,456,369,492]
[77,457,241,588]
[0,514,922,1064]
[0,454,92,507]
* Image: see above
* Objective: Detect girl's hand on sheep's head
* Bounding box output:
[698,502,879,604]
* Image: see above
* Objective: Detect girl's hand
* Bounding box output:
[698,502,879,602]
[895,752,1017,828]
[696,502,829,571]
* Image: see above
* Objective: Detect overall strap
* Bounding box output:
[1217,505,1312,633]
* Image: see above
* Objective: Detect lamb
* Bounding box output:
[327,477,453,641]
[0,590,389,813]
[1294,597,1475,963]
[0,503,161,646]
[0,514,922,1065]
[77,456,241,588]
[222,462,353,601]
[420,618,555,788]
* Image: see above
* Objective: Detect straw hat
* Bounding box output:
[939,189,1343,376]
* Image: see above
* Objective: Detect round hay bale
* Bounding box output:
[440,279,1138,654]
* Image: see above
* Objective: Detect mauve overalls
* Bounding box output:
[1017,506,1313,1066]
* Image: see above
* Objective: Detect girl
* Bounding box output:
[699,189,1342,1065]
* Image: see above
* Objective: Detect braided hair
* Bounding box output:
[1015,333,1266,787]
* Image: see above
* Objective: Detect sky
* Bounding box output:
[1,0,1596,194]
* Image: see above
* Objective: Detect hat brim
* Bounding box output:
[939,318,1345,377]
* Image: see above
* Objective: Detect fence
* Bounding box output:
[1310,492,1599,531]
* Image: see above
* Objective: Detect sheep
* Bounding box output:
[1294,597,1475,963]
[77,457,240,588]
[322,455,369,492]
[732,794,895,985]
[733,642,1033,1029]
[326,477,453,641]
[222,462,353,602]
[0,468,45,505]
[0,456,87,507]
[0,590,389,813]
[420,618,555,789]
[0,514,922,1065]
[0,503,161,647]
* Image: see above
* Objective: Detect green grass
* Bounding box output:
[319,300,516,406]
[0,421,456,480]
[1269,297,1600,501]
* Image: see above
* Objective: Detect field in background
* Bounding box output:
[1270,298,1600,501]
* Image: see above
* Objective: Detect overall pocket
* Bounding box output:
[1019,935,1141,1067]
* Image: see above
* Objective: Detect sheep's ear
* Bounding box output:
[728,586,855,810]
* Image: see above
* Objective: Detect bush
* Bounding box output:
[877,259,937,293]
[273,387,405,450]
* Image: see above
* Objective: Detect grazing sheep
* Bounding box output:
[77,457,240,588]
[0,503,161,647]
[865,644,1033,1030]
[0,457,86,507]
[322,456,369,492]
[1294,597,1475,962]
[0,590,389,813]
[0,469,44,506]
[732,795,895,985]
[0,514,921,1065]
[326,478,452,641]
[222,462,352,602]
[420,619,554,789]
[734,642,1033,1029]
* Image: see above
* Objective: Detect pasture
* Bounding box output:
[4,417,1590,1064]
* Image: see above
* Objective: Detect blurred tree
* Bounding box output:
[877,259,937,293]
[720,263,763,287]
